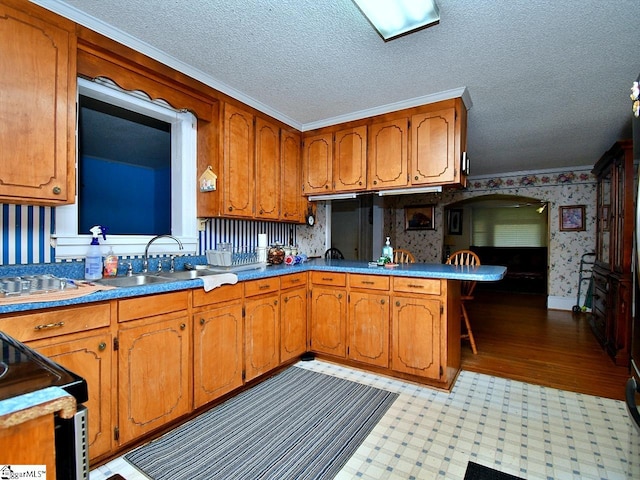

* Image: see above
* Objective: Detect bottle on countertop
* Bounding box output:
[85,225,106,280]
[382,236,393,262]
[104,246,118,277]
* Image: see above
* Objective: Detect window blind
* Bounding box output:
[472,206,547,247]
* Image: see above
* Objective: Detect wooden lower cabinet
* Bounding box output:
[0,414,56,476]
[310,285,347,357]
[391,294,442,380]
[244,292,280,382]
[348,291,389,368]
[193,301,243,409]
[117,312,191,445]
[280,284,308,362]
[31,330,113,460]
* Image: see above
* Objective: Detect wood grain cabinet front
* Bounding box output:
[368,117,409,190]
[193,301,243,408]
[244,292,280,382]
[117,312,191,446]
[348,291,389,368]
[333,126,367,192]
[310,285,347,357]
[223,103,255,217]
[302,132,333,194]
[280,275,308,363]
[255,116,280,219]
[31,331,113,461]
[0,1,76,205]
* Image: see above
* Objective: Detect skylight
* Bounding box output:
[352,0,440,41]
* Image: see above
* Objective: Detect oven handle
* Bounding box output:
[625,377,640,432]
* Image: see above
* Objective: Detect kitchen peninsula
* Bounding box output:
[0,259,505,464]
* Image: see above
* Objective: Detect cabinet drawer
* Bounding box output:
[192,283,243,307]
[244,278,279,297]
[311,271,347,287]
[349,274,389,291]
[393,277,441,295]
[118,291,189,322]
[0,303,111,342]
[281,272,307,290]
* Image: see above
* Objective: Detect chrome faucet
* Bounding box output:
[143,235,184,273]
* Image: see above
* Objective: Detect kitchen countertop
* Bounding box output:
[0,387,76,427]
[0,259,506,315]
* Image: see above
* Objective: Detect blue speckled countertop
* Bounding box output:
[0,386,76,426]
[0,258,505,315]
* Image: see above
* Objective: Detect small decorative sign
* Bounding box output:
[199,166,217,192]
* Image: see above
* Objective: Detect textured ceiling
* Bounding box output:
[35,0,639,176]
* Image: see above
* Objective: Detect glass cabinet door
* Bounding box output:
[596,169,611,266]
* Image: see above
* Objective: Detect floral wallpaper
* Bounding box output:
[384,167,597,307]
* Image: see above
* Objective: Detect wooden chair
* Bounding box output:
[446,249,481,354]
[324,247,344,260]
[393,249,415,264]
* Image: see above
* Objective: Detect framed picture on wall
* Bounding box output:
[559,205,585,232]
[405,204,435,230]
[447,209,463,235]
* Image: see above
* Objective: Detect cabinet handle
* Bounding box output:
[98,342,107,351]
[362,281,374,285]
[290,278,300,283]
[338,294,343,299]
[284,213,288,217]
[325,185,329,189]
[228,206,233,211]
[396,301,401,307]
[259,284,271,290]
[284,297,289,303]
[34,321,64,331]
[260,209,264,214]
[414,176,419,181]
[180,323,186,330]
[52,186,61,195]
[373,180,377,185]
[380,299,385,304]
[200,318,206,325]
[408,284,424,289]
[359,181,362,185]
[274,300,278,305]
[322,277,334,282]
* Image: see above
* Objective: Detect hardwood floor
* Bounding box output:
[460,289,630,401]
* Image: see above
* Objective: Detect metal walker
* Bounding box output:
[572,252,595,313]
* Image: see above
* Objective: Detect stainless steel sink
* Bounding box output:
[157,269,220,280]
[95,274,174,288]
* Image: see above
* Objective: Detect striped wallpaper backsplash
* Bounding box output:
[0,203,297,265]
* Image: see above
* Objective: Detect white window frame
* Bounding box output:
[53,78,198,259]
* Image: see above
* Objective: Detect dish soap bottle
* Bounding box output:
[85,225,106,280]
[103,246,118,277]
[382,237,394,262]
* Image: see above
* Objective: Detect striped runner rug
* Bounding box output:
[125,366,398,480]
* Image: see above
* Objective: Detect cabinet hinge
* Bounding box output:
[242,370,246,381]
[440,304,444,315]
[113,337,119,351]
[348,293,350,303]
[114,426,119,441]
[242,306,245,317]
[439,366,443,377]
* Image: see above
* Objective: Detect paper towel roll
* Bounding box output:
[258,234,267,248]
[257,234,268,263]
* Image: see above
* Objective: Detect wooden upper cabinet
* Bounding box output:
[281,130,304,222]
[368,118,409,190]
[334,126,367,192]
[0,3,76,205]
[411,107,457,185]
[255,116,280,219]
[223,103,255,217]
[302,132,333,194]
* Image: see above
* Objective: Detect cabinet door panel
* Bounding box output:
[281,286,307,362]
[118,315,191,445]
[0,3,75,204]
[245,294,280,381]
[302,133,332,194]
[348,291,389,367]
[310,286,347,357]
[255,117,280,219]
[223,103,254,216]
[281,130,303,222]
[368,118,408,190]
[391,296,441,379]
[334,126,367,192]
[193,303,243,408]
[32,331,112,460]
[411,108,456,185]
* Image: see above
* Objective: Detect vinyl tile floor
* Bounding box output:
[90,360,639,480]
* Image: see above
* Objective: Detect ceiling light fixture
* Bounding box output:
[352,0,440,41]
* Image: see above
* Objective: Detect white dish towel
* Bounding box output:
[201,273,238,292]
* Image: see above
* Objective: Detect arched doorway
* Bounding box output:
[444,194,549,294]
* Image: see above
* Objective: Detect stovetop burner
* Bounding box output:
[0,332,88,403]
